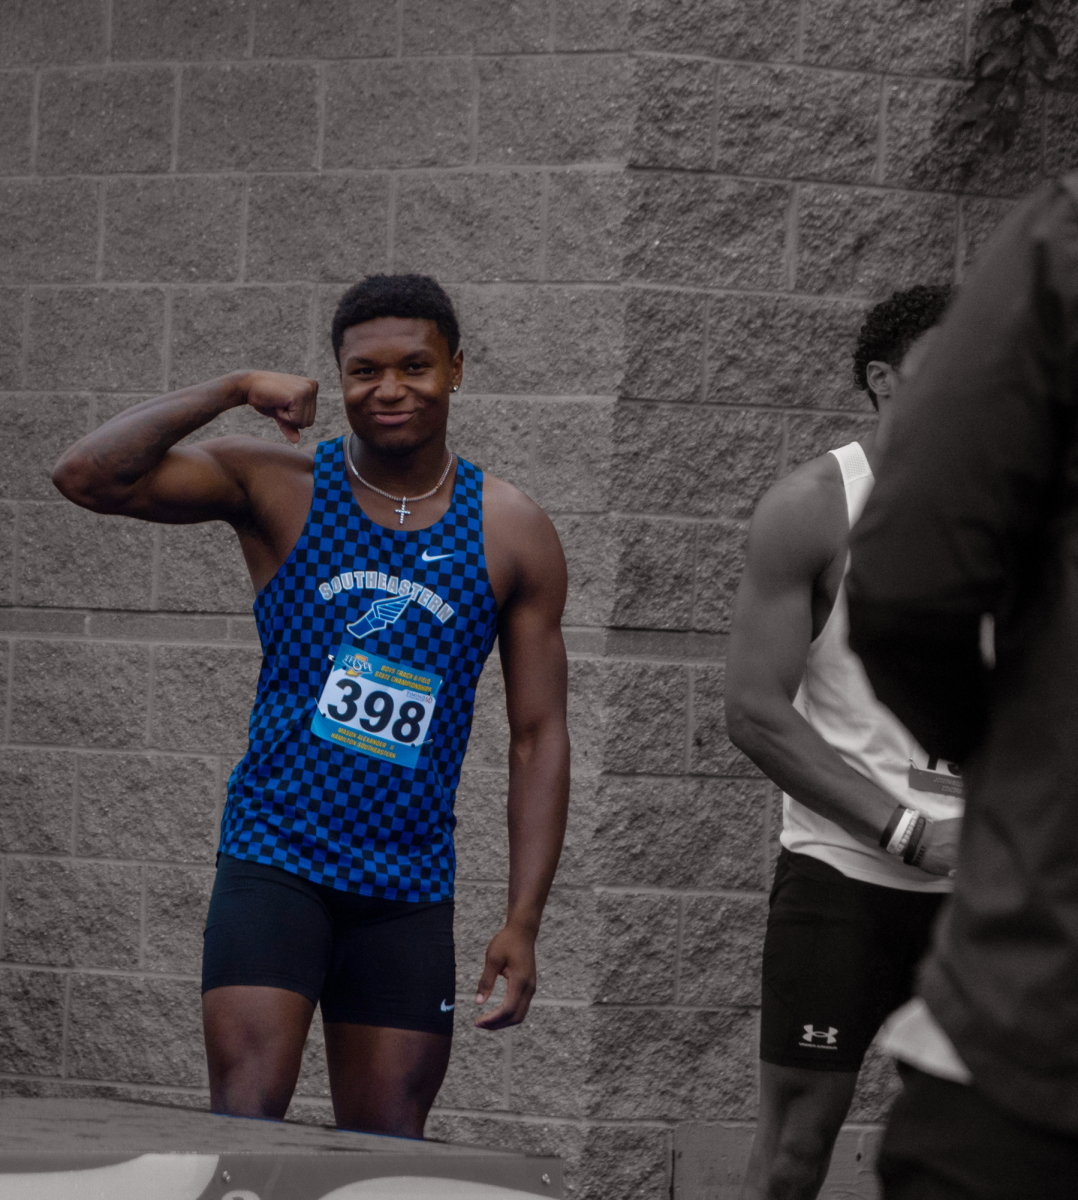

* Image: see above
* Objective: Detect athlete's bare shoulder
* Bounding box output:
[746,451,848,581]
[481,472,566,610]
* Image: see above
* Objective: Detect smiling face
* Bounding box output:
[338,317,463,457]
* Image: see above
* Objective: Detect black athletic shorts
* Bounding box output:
[202,854,456,1036]
[879,1066,1078,1199]
[760,849,946,1071]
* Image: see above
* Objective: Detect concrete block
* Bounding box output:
[554,514,617,627]
[622,288,706,403]
[461,656,509,770]
[0,73,33,174]
[103,178,244,284]
[532,399,614,512]
[402,0,549,54]
[395,172,542,284]
[574,658,689,775]
[0,504,13,606]
[785,412,876,474]
[579,1124,672,1200]
[0,642,8,735]
[18,504,155,610]
[0,0,107,66]
[9,640,150,749]
[178,64,319,172]
[0,749,76,854]
[546,170,627,283]
[803,0,965,75]
[0,969,66,1075]
[76,752,219,863]
[0,290,23,389]
[452,766,509,883]
[589,1006,757,1120]
[611,516,695,631]
[67,974,207,1086]
[588,776,768,890]
[632,0,798,60]
[27,288,165,392]
[323,60,471,170]
[247,174,390,283]
[0,395,92,500]
[292,1006,330,1098]
[796,186,956,297]
[959,197,1016,279]
[884,79,1044,199]
[86,612,229,641]
[715,64,879,184]
[630,57,716,171]
[453,881,507,991]
[553,0,630,51]
[454,283,624,395]
[625,174,790,290]
[436,1011,507,1110]
[2,859,141,969]
[37,67,173,175]
[168,285,309,390]
[0,180,99,285]
[691,518,748,636]
[150,643,263,756]
[848,1039,901,1122]
[1045,90,1078,178]
[613,404,782,520]
[112,0,250,59]
[144,864,216,974]
[254,0,397,58]
[706,294,867,410]
[446,395,532,494]
[690,663,766,777]
[509,1003,590,1117]
[531,886,596,1001]
[593,889,679,1004]
[679,894,768,1007]
[477,56,631,166]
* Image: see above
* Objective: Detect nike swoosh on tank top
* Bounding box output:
[220,437,499,901]
[780,441,964,891]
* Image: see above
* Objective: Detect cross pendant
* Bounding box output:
[395,499,411,525]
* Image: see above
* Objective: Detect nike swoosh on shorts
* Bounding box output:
[440,1000,455,1012]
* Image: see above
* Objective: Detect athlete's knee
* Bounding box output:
[766,1127,835,1199]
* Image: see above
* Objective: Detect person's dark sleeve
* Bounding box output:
[847,177,1078,762]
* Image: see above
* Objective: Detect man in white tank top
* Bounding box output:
[725,286,962,1200]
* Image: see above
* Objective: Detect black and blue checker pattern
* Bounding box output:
[220,439,499,901]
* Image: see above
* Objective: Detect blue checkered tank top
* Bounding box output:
[220,437,499,901]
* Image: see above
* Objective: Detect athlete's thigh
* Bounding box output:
[761,851,882,1072]
[324,1022,452,1137]
[202,855,334,1078]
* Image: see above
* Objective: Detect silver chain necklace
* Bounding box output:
[344,434,455,526]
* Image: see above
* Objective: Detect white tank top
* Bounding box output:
[780,442,962,892]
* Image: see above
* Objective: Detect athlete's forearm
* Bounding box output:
[503,719,570,937]
[728,692,897,845]
[52,372,251,511]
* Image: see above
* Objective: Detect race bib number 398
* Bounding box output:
[311,644,442,769]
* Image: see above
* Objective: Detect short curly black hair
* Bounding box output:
[331,274,460,364]
[853,284,952,409]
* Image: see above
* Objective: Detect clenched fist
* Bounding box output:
[243,371,319,444]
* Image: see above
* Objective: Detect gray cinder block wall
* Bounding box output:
[1,1,1074,1196]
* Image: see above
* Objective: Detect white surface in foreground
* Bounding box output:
[0,1154,219,1200]
[324,1180,543,1200]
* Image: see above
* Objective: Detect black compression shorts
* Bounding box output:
[202,854,456,1036]
[760,849,946,1071]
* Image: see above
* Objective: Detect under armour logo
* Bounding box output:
[801,1024,838,1045]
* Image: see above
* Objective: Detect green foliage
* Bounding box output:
[954,0,1061,153]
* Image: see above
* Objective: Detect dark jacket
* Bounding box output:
[847,174,1078,1134]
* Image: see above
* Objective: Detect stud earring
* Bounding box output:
[451,385,459,392]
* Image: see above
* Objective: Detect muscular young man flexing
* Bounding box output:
[52,275,570,1138]
[725,287,962,1200]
